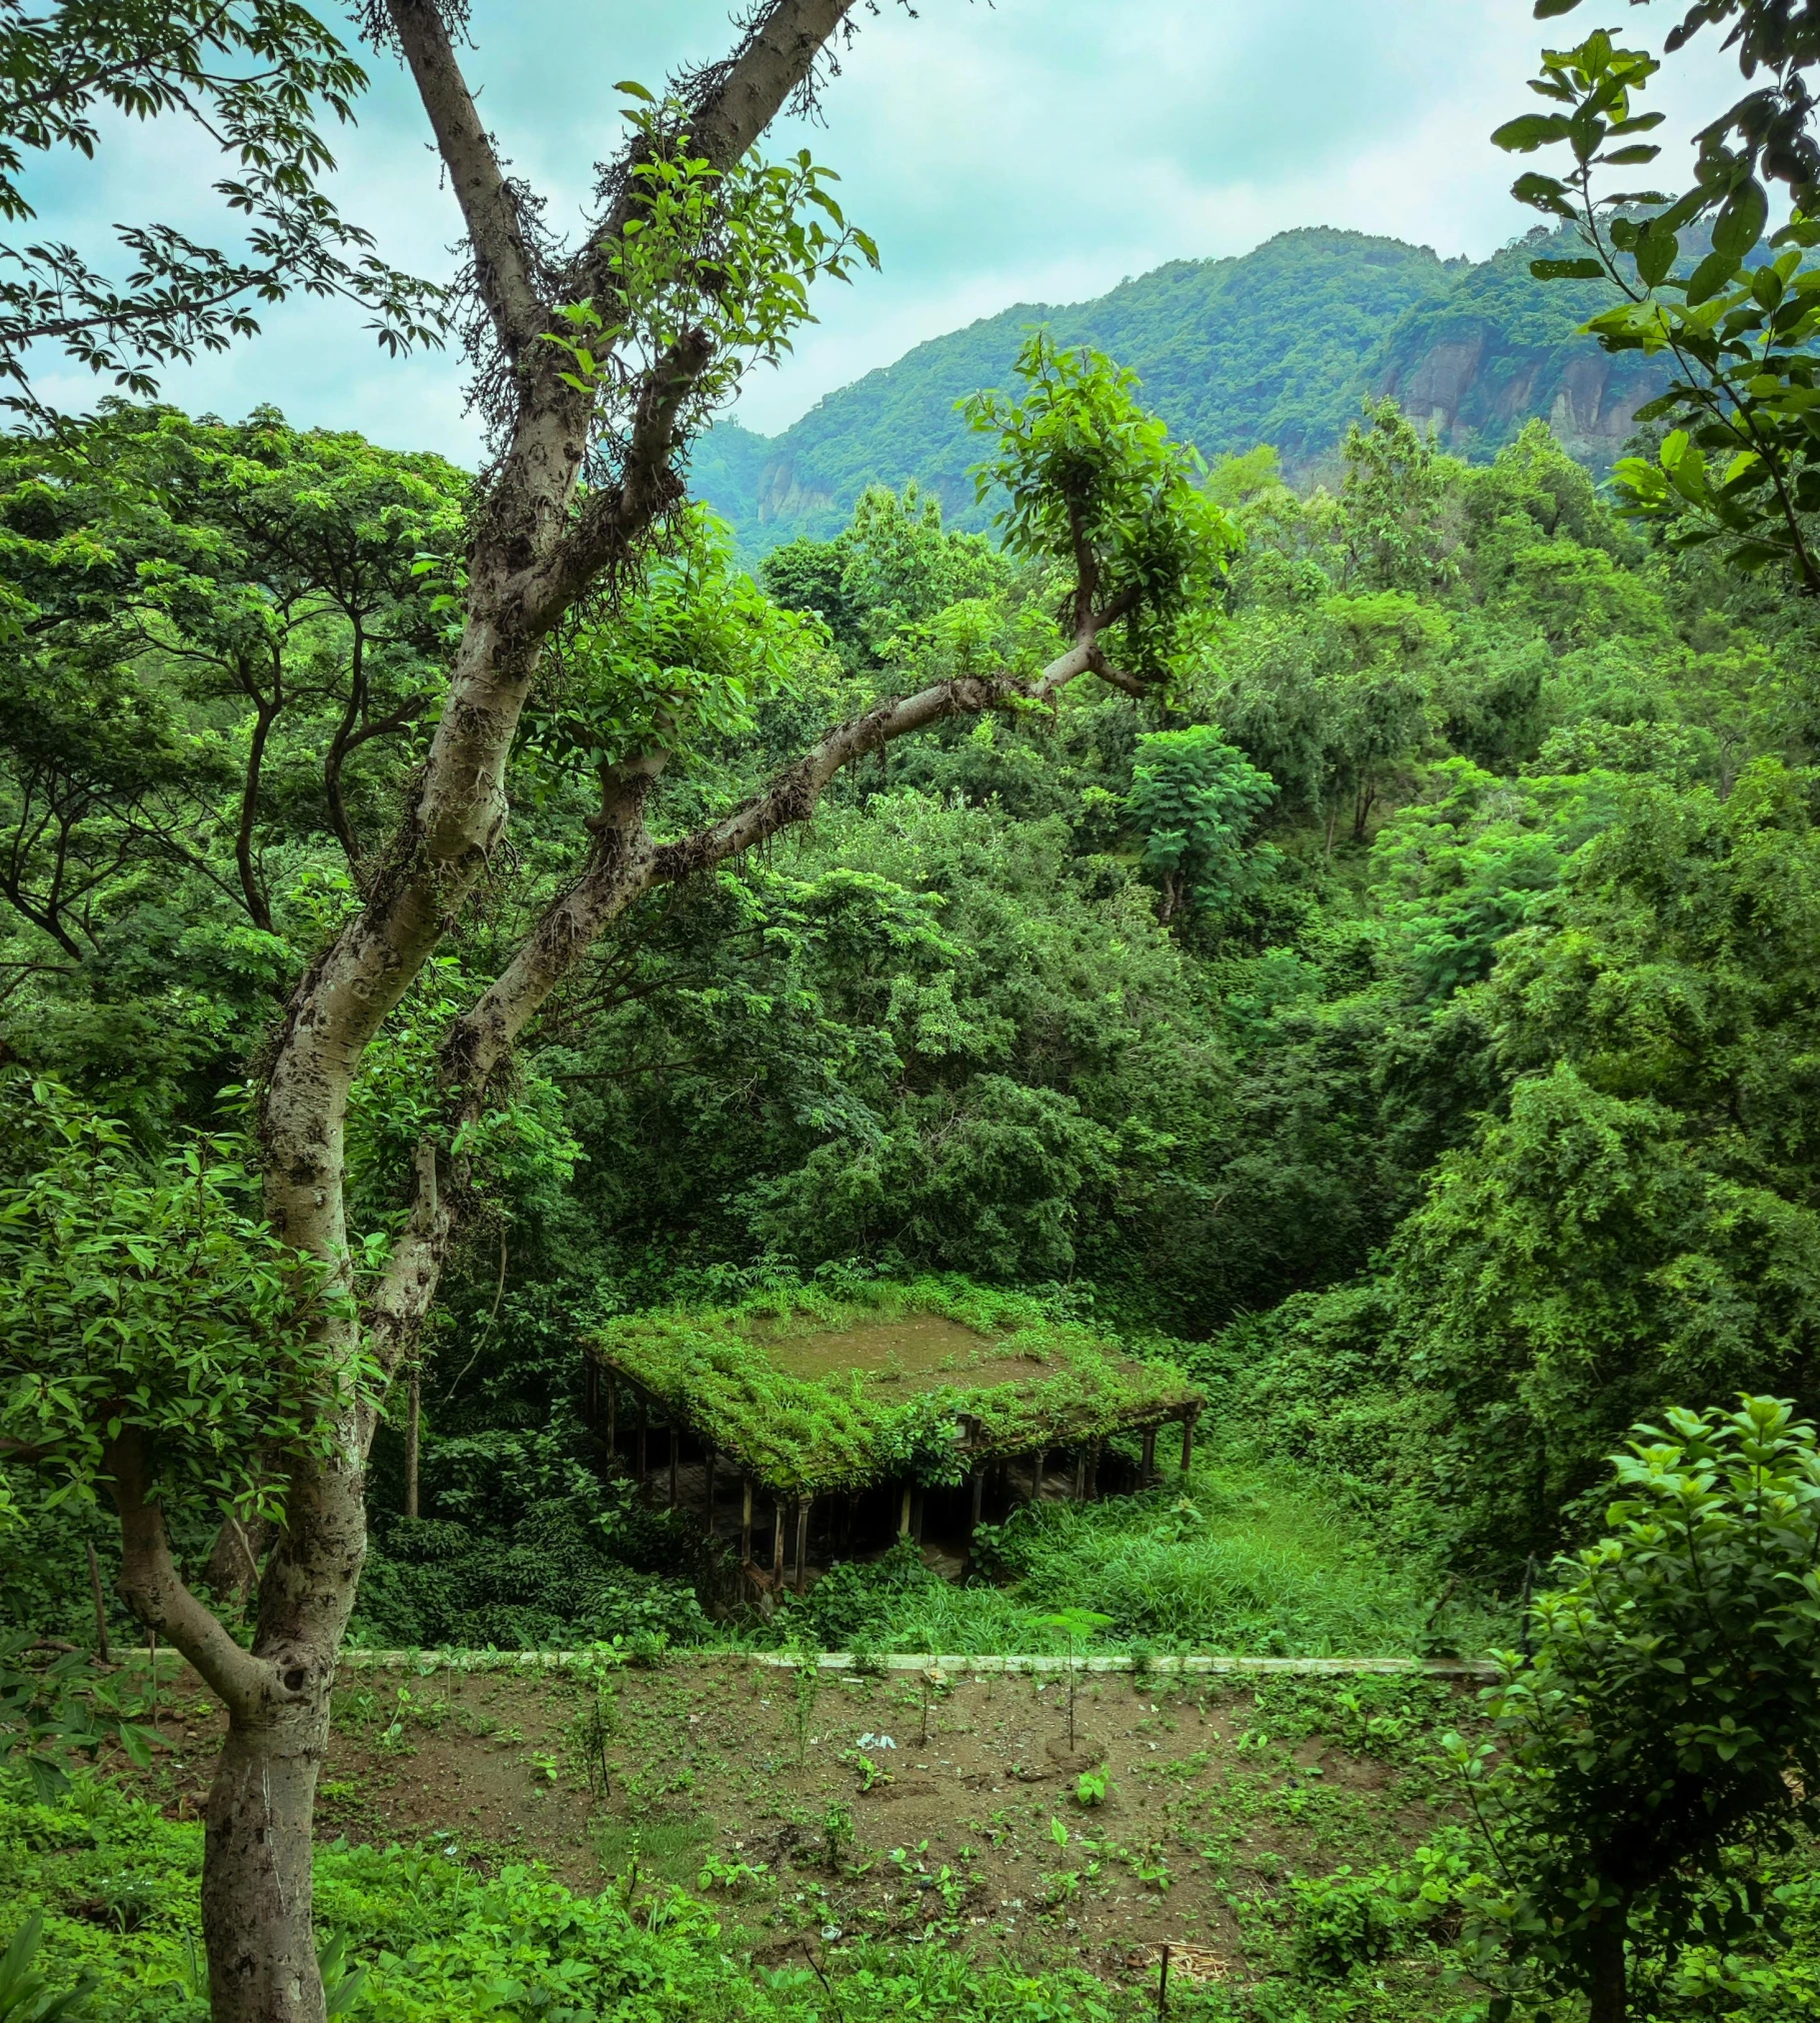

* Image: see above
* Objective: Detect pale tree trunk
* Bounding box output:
[97,6,870,2020]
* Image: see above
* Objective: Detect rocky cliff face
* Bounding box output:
[1381,325,1660,465]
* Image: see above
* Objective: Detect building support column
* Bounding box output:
[1072,1448,1086,1501]
[1140,1425,1156,1486]
[637,1397,648,1483]
[967,1469,984,1537]
[1180,1411,1195,1476]
[899,1484,912,1539]
[796,1500,811,1594]
[606,1374,617,1459]
[668,1424,679,1507]
[773,1498,785,1581]
[1085,1438,1100,1501]
[741,1478,754,1564]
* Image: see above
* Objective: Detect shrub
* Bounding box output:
[1450,1396,1820,2023]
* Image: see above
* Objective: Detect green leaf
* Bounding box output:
[1712,180,1770,263]
[1492,114,1572,153]
[1535,0,1582,13]
[1686,249,1741,306]
[24,1751,71,1802]
[1531,258,1606,281]
[614,79,657,102]
[1635,222,1678,288]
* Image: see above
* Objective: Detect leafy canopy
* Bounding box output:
[0,1077,360,1527]
[962,333,1237,677]
[0,0,447,400]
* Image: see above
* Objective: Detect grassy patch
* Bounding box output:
[791,1448,1503,1657]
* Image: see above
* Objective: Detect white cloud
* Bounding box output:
[13,0,1742,453]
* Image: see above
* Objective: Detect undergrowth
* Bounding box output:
[0,1768,1433,2023]
[775,1447,1505,1658]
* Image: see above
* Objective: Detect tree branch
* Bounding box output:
[362,632,1111,1337]
[106,1427,266,1717]
[383,0,546,357]
[572,0,862,300]
[524,327,716,630]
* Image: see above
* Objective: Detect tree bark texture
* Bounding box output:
[97,7,869,2019]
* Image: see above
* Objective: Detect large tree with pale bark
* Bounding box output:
[0,5,1231,2018]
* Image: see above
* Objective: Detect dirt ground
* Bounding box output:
[111,1656,1467,1995]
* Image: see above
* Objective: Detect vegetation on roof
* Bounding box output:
[582,1276,1200,1496]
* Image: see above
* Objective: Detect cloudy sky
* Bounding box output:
[24,1,1734,457]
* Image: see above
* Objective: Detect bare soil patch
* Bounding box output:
[109,1656,1466,1992]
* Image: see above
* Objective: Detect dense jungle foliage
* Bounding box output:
[12,1,1820,2017]
[5,389,1818,1658]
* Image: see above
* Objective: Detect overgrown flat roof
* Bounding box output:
[582,1278,1202,1496]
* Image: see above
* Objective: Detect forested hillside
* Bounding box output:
[692,225,1667,552]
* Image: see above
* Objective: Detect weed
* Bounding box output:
[698,1854,771,1895]
[1072,1768,1108,1807]
[842,1749,892,1793]
[822,1800,855,1868]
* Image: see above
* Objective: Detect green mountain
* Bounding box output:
[690,224,1666,554]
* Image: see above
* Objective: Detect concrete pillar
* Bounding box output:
[773,1498,785,1579]
[668,1424,679,1507]
[1140,1426,1156,1485]
[741,1478,754,1564]
[1072,1449,1086,1500]
[637,1397,648,1482]
[967,1469,984,1536]
[705,1449,717,1524]
[1180,1412,1195,1476]
[899,1484,912,1538]
[795,1500,811,1594]
[606,1373,617,1457]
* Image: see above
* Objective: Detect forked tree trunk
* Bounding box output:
[98,10,1167,2016]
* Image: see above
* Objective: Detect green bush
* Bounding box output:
[1292,1865,1404,1980]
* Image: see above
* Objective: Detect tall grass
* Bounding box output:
[784,1449,1507,1657]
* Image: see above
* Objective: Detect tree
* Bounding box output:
[0,10,1236,2010]
[0,406,468,944]
[761,479,1006,667]
[1450,1395,1820,2023]
[1125,724,1277,927]
[1495,0,1820,590]
[1338,397,1456,596]
[0,0,445,401]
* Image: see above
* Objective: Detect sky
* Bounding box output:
[23,0,1736,459]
